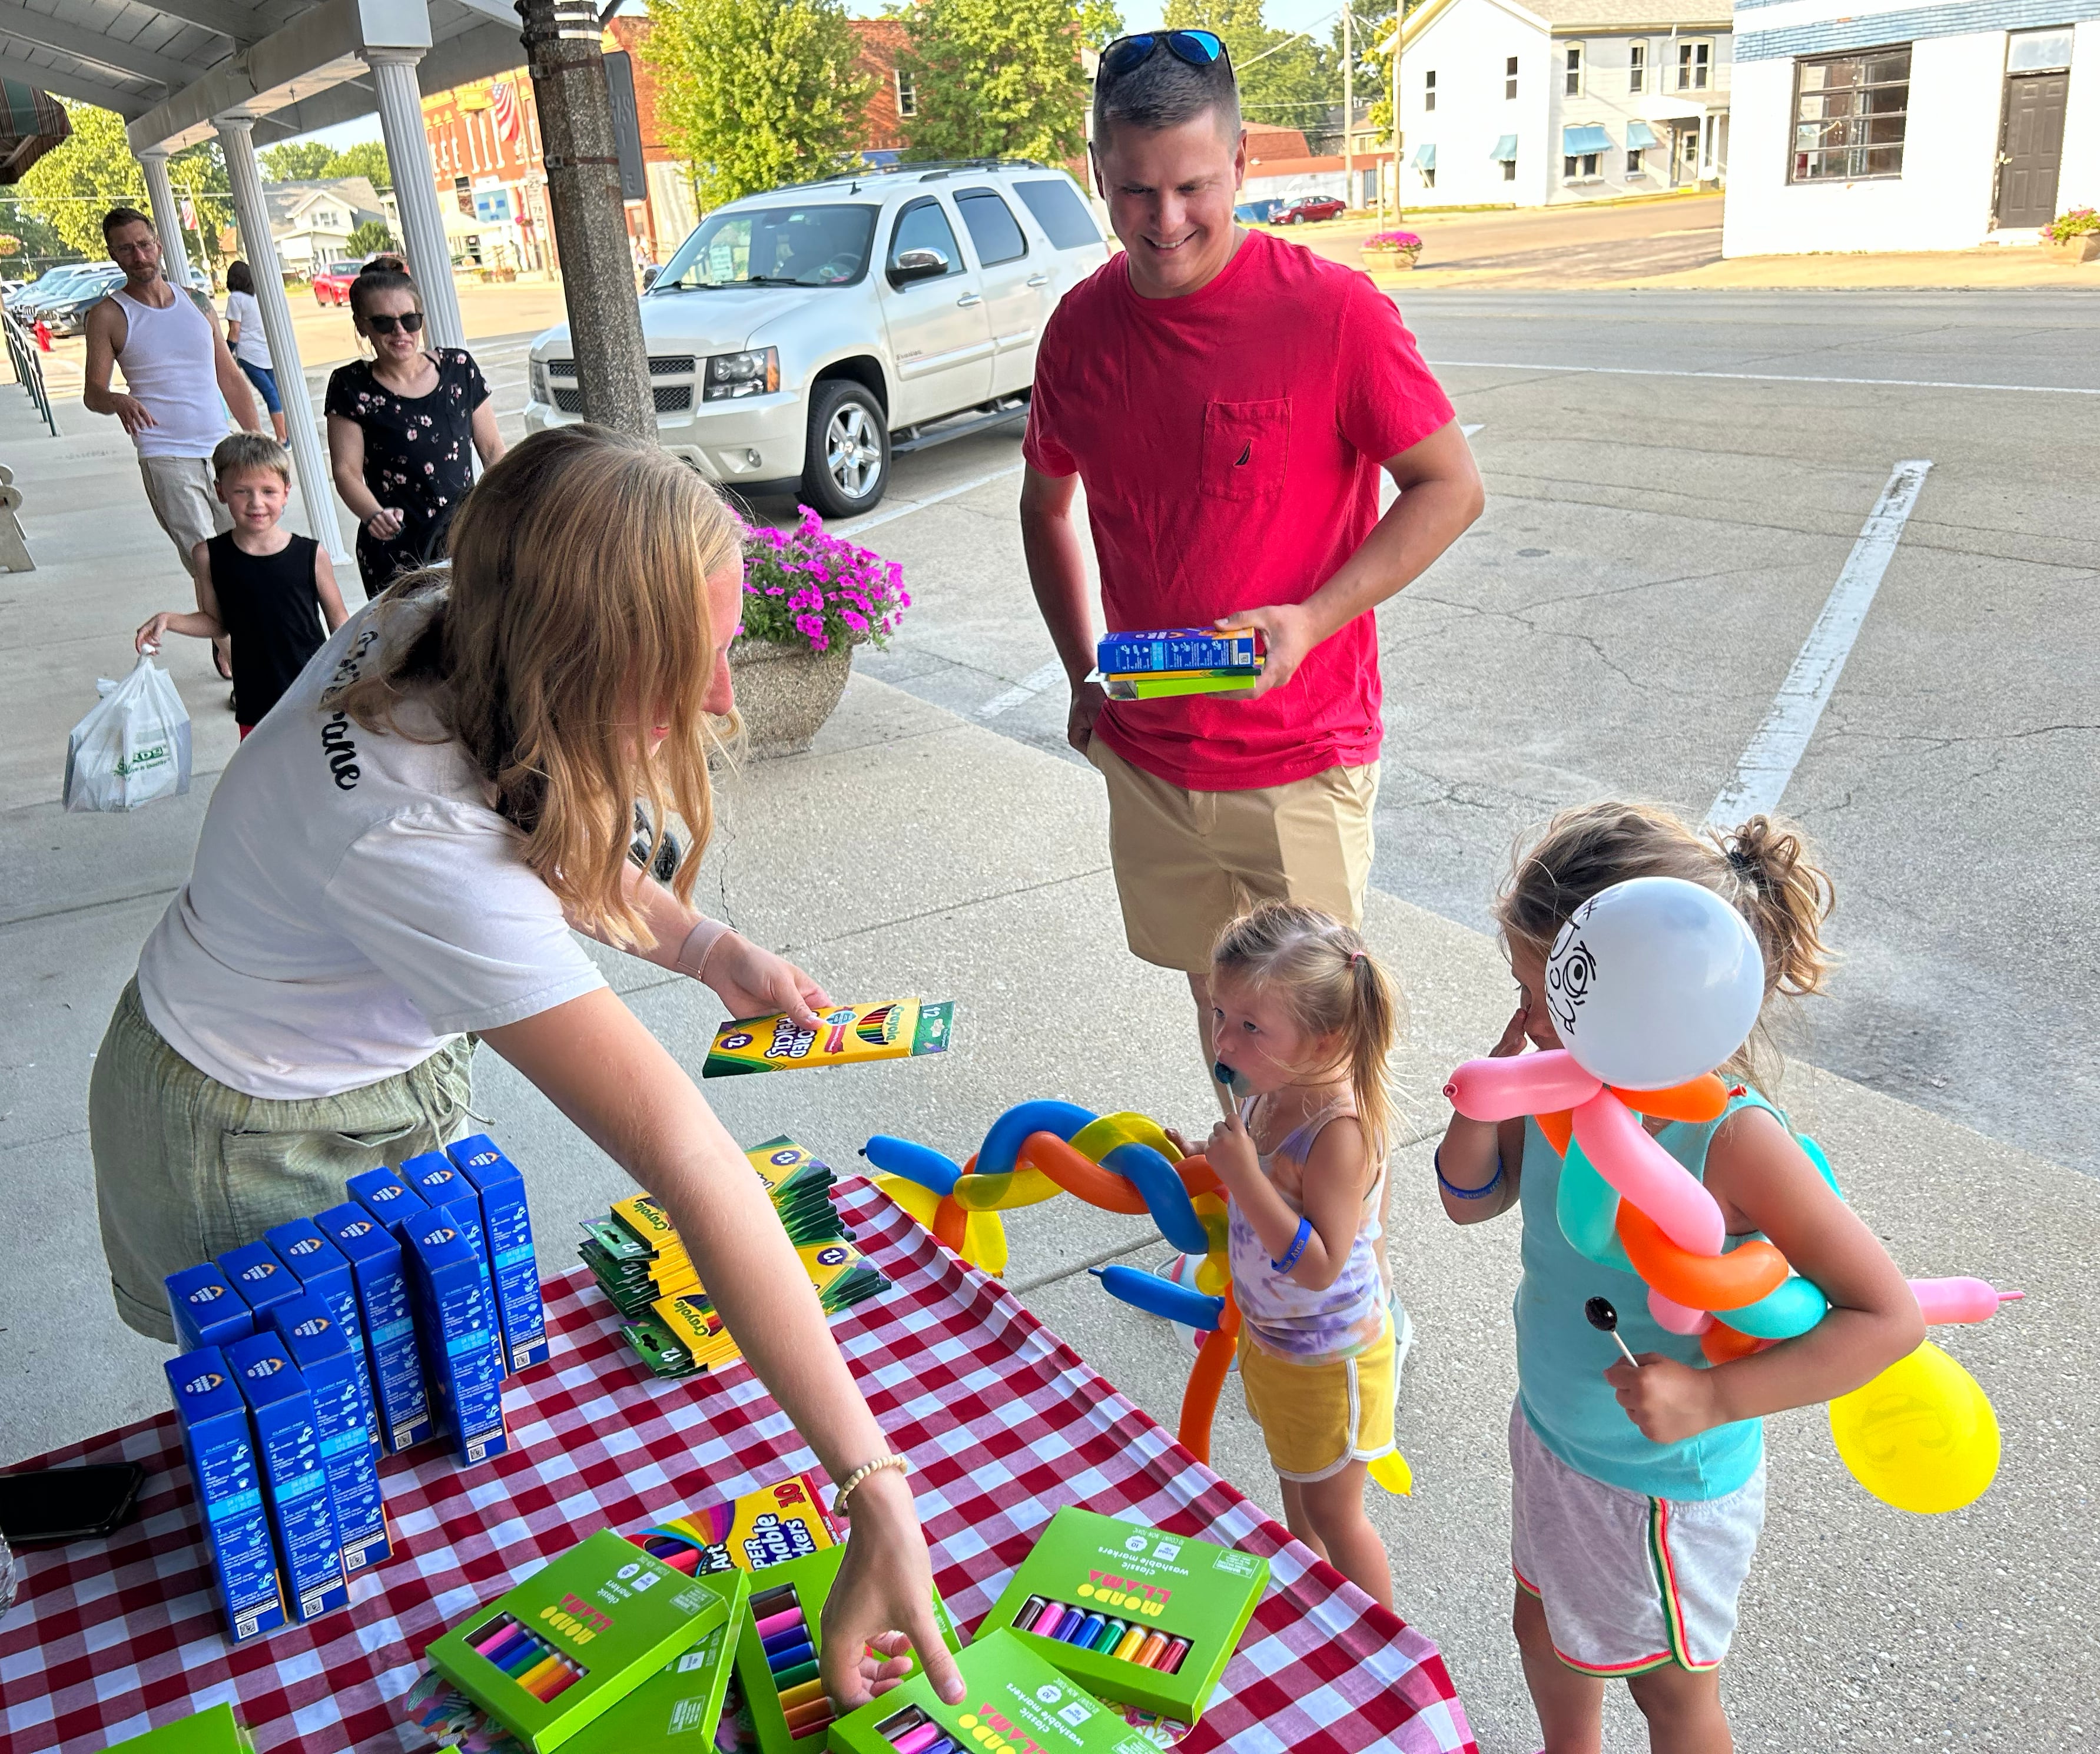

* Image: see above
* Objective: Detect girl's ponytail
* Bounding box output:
[1716,815,1836,1000]
[1342,949,1399,1168]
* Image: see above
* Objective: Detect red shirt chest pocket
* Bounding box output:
[1200,397,1292,500]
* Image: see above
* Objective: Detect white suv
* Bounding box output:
[523,160,1109,516]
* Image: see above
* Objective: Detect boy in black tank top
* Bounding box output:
[136,434,347,736]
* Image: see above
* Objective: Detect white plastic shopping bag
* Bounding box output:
[62,653,193,812]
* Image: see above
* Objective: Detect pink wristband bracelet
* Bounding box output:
[674,917,735,983]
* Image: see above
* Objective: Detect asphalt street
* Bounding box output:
[816,290,2100,1181]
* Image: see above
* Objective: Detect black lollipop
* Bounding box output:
[1584,1296,1641,1369]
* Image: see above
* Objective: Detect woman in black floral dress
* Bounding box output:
[325,264,505,596]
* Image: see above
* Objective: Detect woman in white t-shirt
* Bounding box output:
[88,425,965,1712]
[222,260,287,443]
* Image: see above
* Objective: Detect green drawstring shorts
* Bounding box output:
[89,977,478,1341]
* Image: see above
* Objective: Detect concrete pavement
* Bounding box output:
[1,379,2096,1749]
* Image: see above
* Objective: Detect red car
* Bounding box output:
[311,259,364,305]
[1277,197,1347,225]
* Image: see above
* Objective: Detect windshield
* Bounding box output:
[655,203,878,290]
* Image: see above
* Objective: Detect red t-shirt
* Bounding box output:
[1025,230,1455,791]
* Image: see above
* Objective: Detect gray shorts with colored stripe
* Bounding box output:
[1509,1400,1764,1675]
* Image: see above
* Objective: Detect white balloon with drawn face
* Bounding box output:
[1545,876,1766,1090]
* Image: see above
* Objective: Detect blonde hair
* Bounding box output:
[1492,800,1836,1087]
[212,430,291,486]
[329,424,744,947]
[1211,901,1401,1167]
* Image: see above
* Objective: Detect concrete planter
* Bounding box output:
[2043,234,2099,265]
[1362,248,1421,271]
[726,635,853,758]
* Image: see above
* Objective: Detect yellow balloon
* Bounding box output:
[1369,1451,1413,1496]
[872,1172,941,1229]
[1069,1112,1182,1165]
[1193,1254,1230,1296]
[1828,1341,2000,1514]
[964,1211,1009,1277]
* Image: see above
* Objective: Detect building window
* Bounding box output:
[1422,166,1436,187]
[1502,157,1517,181]
[1565,44,1583,97]
[1424,69,1437,112]
[1791,45,1910,182]
[1506,55,1518,100]
[895,68,917,119]
[1626,148,1645,174]
[1677,39,1711,91]
[1562,152,1599,178]
[1629,41,1646,92]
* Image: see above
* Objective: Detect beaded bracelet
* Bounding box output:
[831,1452,911,1519]
[1270,1215,1313,1274]
[1435,1146,1505,1201]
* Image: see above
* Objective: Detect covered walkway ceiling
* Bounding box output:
[0,0,526,147]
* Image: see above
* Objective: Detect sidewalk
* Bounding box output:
[1,384,2093,1749]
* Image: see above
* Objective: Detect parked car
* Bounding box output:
[311,259,365,304]
[23,266,122,329]
[1233,199,1285,224]
[12,264,108,317]
[1275,196,1347,225]
[525,160,1111,516]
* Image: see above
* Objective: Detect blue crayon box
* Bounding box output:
[1095,626,1266,677]
[449,1133,549,1372]
[399,1149,506,1374]
[269,1293,393,1576]
[407,1215,509,1465]
[164,1347,287,1646]
[267,1218,380,1458]
[314,1201,434,1455]
[347,1164,430,1244]
[225,1331,349,1624]
[166,1261,256,1354]
[215,1239,303,1326]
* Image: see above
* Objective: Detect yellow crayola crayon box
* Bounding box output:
[701,999,954,1079]
[645,1241,888,1373]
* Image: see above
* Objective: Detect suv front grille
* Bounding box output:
[547,355,695,379]
[553,384,694,414]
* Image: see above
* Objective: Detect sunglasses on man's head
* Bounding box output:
[1100,29,1229,78]
[365,310,424,335]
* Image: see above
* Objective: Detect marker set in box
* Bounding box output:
[1092,626,1266,701]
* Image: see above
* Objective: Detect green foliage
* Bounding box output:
[1359,0,1414,138]
[1162,0,1341,137]
[347,220,397,256]
[258,142,336,181]
[1077,0,1125,49]
[643,0,872,208]
[16,102,231,267]
[327,141,393,191]
[894,0,1089,163]
[2043,206,2098,241]
[0,195,77,273]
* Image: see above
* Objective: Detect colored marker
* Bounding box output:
[471,1617,520,1656]
[752,1583,799,1613]
[757,1604,807,1639]
[1073,1612,1106,1647]
[774,1657,820,1689]
[765,1624,815,1657]
[891,1723,945,1754]
[1134,1631,1170,1668]
[1113,1626,1149,1660]
[1092,1617,1129,1652]
[497,1636,545,1675]
[768,1636,817,1669]
[1027,1599,1065,1633]
[778,1677,827,1712]
[1051,1606,1086,1642]
[1011,1594,1047,1630]
[785,1696,834,1729]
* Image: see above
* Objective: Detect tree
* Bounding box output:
[0,195,77,274]
[259,141,335,181]
[895,0,1089,164]
[16,102,230,272]
[1162,0,1341,142]
[1077,0,1124,49]
[347,220,397,256]
[327,140,393,191]
[642,0,871,208]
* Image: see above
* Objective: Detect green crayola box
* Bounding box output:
[105,1703,256,1752]
[702,999,954,1079]
[732,1543,961,1753]
[424,1529,740,1751]
[981,1507,1269,1722]
[827,1629,1160,1754]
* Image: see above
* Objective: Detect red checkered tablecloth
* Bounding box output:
[1,1178,1474,1753]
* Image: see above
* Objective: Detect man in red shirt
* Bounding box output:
[1021,31,1484,1099]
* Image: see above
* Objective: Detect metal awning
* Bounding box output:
[0,77,68,181]
[1489,133,1518,163]
[1562,124,1612,155]
[1625,120,1659,150]
[1412,142,1435,170]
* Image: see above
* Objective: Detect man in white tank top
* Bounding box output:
[84,208,261,675]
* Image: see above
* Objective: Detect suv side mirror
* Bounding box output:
[641,265,661,289]
[887,247,950,288]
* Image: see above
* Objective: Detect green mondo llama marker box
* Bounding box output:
[558,1566,748,1753]
[424,1528,742,1752]
[981,1507,1269,1722]
[732,1543,962,1752]
[827,1628,1163,1754]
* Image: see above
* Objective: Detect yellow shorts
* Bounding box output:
[1237,1315,1397,1484]
[1086,733,1378,975]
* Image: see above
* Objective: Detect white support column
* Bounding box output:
[138,148,195,289]
[365,47,466,352]
[214,113,351,566]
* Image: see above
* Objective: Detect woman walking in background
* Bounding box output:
[221,261,287,445]
[324,261,503,597]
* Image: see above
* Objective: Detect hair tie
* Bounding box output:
[1348,949,1365,965]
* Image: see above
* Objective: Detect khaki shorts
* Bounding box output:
[1087,732,1378,974]
[89,977,477,1341]
[1237,1313,1398,1483]
[138,454,230,588]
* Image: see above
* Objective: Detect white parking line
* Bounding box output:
[1708,459,1932,825]
[1425,360,2100,397]
[980,661,1067,718]
[834,463,1023,538]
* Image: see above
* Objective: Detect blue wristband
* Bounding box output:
[1436,1146,1505,1201]
[1270,1216,1313,1274]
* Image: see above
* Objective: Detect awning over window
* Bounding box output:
[1625,121,1660,150]
[0,81,70,186]
[1562,124,1613,155]
[1490,134,1520,162]
[1413,142,1437,170]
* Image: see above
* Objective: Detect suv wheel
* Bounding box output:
[801,380,890,519]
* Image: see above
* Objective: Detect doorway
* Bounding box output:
[1995,71,2068,227]
[1673,124,1701,185]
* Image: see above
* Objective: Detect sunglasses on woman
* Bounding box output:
[1099,29,1230,79]
[365,310,424,335]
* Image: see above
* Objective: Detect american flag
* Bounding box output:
[490,79,522,145]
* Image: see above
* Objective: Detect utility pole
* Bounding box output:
[515,0,653,440]
[1342,1,1355,213]
[1391,0,1404,223]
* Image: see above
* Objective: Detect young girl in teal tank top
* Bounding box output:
[1436,803,1924,1753]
